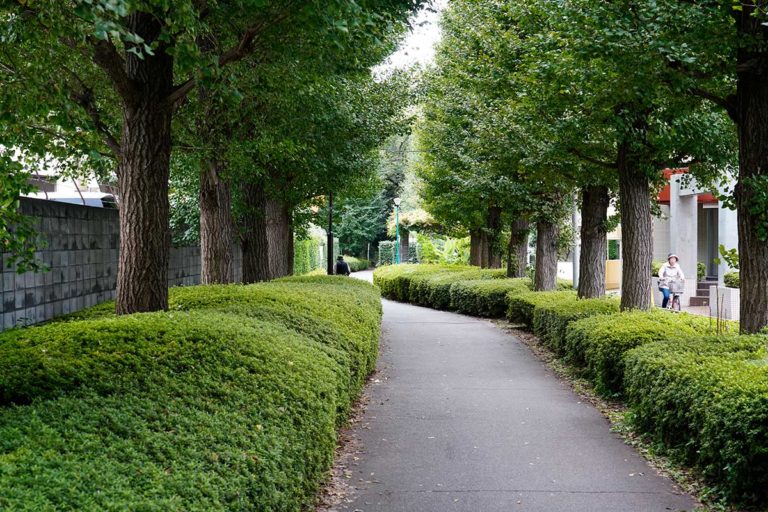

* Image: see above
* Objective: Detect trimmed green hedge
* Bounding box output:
[624,336,768,505]
[0,277,381,511]
[506,290,577,328]
[451,279,531,317]
[564,310,716,396]
[373,264,466,303]
[724,271,739,288]
[294,238,321,275]
[373,264,532,317]
[533,297,620,355]
[342,256,370,272]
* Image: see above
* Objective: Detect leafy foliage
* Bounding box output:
[0,277,381,510]
[724,271,740,289]
[564,310,721,396]
[624,336,768,505]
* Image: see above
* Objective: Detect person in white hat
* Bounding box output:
[658,252,685,308]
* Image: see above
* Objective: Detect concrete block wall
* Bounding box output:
[1,198,237,331]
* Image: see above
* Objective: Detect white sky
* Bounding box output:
[376,0,448,72]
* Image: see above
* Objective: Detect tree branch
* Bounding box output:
[68,86,122,157]
[165,7,293,107]
[61,36,135,102]
[568,148,617,169]
[688,87,739,122]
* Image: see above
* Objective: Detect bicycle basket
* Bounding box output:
[669,280,685,293]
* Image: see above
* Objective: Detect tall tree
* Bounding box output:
[1,0,422,312]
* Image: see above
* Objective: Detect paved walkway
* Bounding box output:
[340,271,696,512]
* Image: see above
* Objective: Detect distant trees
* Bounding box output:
[419,0,741,312]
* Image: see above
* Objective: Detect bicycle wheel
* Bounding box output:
[673,296,681,311]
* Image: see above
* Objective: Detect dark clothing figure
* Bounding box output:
[335,258,351,276]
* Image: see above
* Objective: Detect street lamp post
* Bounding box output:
[394,197,402,264]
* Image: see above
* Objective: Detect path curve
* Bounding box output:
[340,270,696,512]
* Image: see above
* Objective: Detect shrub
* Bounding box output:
[697,261,706,281]
[533,296,620,354]
[373,264,466,302]
[651,260,663,277]
[450,278,531,317]
[564,310,717,396]
[415,268,506,309]
[624,336,768,505]
[294,238,321,275]
[506,290,576,328]
[343,256,370,272]
[0,277,381,511]
[724,271,740,288]
[378,241,395,266]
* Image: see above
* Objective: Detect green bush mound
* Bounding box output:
[506,290,577,328]
[343,256,370,272]
[450,278,531,317]
[533,296,620,354]
[624,336,768,505]
[373,264,463,302]
[724,271,740,288]
[373,264,527,317]
[564,310,717,396]
[0,277,381,511]
[415,268,506,309]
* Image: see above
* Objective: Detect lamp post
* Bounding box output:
[394,197,402,264]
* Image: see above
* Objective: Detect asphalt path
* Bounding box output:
[339,270,696,512]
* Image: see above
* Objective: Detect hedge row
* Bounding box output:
[342,256,370,272]
[564,310,715,396]
[373,264,535,317]
[624,336,767,504]
[0,276,381,511]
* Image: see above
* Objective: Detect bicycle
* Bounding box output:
[665,278,684,312]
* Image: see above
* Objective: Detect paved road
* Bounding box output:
[340,271,696,512]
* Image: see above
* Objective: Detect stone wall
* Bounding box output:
[1,198,237,331]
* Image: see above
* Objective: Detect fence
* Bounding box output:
[1,198,237,331]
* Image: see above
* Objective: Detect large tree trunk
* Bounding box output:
[617,138,653,311]
[578,186,609,298]
[534,219,559,291]
[479,231,490,268]
[400,229,410,263]
[487,206,503,269]
[115,13,173,315]
[200,161,234,284]
[470,229,482,266]
[507,218,529,278]
[735,24,768,333]
[239,180,270,283]
[266,197,293,278]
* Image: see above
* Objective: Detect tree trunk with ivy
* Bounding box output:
[578,185,609,298]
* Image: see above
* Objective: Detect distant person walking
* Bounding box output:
[335,255,351,276]
[658,252,685,308]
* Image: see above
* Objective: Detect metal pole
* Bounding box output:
[572,194,581,289]
[395,205,401,264]
[327,192,334,275]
